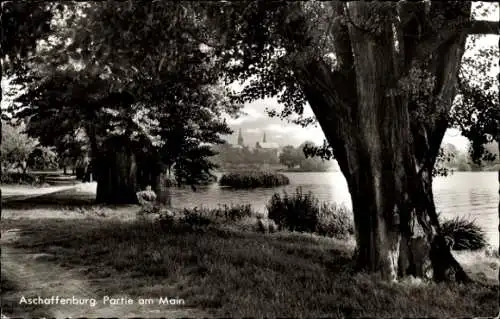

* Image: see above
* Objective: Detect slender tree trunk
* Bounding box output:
[155,170,172,207]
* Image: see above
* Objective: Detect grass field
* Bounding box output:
[1,207,498,318]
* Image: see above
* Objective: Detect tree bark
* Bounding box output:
[288,1,473,281]
[95,136,140,204]
[155,170,173,207]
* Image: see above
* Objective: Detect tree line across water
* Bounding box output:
[1,1,498,283]
[212,141,334,171]
[2,119,495,185]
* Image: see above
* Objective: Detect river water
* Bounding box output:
[168,171,498,247]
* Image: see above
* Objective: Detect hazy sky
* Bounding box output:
[223,98,476,150]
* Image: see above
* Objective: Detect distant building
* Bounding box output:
[233,128,245,149]
[232,130,281,155]
[255,132,281,160]
[256,141,280,149]
[255,132,279,149]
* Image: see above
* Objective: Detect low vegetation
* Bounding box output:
[267,188,487,247]
[1,216,496,317]
[440,216,488,251]
[316,202,355,240]
[0,172,47,186]
[2,187,493,317]
[167,204,255,226]
[267,187,319,232]
[267,187,354,239]
[163,174,218,188]
[219,171,290,188]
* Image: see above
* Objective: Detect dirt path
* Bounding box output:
[1,230,209,318]
[1,185,80,202]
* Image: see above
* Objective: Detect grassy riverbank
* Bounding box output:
[1,210,498,318]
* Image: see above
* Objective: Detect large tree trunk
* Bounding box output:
[345,2,469,281]
[95,136,140,204]
[289,1,472,281]
[136,148,171,207]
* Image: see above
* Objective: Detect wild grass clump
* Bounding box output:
[267,187,354,239]
[440,216,487,251]
[219,171,290,188]
[267,187,319,232]
[316,203,355,239]
[0,172,46,186]
[164,204,256,229]
[61,205,110,217]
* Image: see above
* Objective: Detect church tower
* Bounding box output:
[237,128,244,146]
[262,132,267,143]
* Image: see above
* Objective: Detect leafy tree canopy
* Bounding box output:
[1,120,39,173]
[9,1,242,186]
[195,1,498,163]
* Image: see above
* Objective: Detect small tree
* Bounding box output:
[1,121,39,173]
[279,145,302,168]
[27,146,59,171]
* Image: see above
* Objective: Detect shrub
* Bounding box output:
[163,174,217,187]
[164,176,177,188]
[316,203,355,239]
[440,216,487,251]
[215,203,254,221]
[180,208,213,227]
[267,187,355,239]
[0,172,46,185]
[267,187,319,233]
[219,171,289,188]
[27,146,59,170]
[170,204,256,229]
[1,121,39,173]
[256,217,278,233]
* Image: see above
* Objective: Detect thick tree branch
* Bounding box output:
[412,19,497,69]
[331,2,355,74]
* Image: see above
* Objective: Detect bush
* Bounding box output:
[267,187,355,239]
[267,187,319,233]
[163,174,217,187]
[164,176,177,188]
[0,172,46,185]
[1,121,39,173]
[219,171,289,188]
[440,216,487,251]
[214,203,254,221]
[316,203,354,239]
[179,208,214,227]
[172,204,256,228]
[27,146,59,170]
